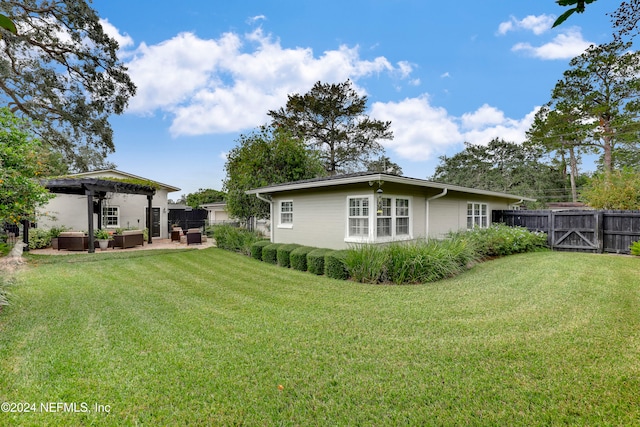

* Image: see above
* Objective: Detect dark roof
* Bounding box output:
[42,178,156,197]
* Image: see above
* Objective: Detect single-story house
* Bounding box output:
[246,172,535,250]
[200,202,231,224]
[37,169,180,239]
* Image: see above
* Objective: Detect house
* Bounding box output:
[199,202,231,224]
[246,172,535,250]
[37,170,180,239]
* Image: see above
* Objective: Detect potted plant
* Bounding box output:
[49,226,69,250]
[94,229,112,251]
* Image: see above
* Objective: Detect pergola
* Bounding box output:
[41,178,157,253]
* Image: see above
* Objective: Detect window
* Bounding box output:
[467,202,488,229]
[348,197,369,237]
[376,197,392,237]
[346,195,411,242]
[279,201,293,228]
[396,198,410,235]
[102,206,119,228]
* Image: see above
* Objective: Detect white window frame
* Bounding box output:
[102,206,120,228]
[278,200,294,229]
[345,195,413,244]
[467,202,488,229]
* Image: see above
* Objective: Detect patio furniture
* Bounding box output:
[57,231,88,251]
[171,227,182,242]
[113,230,144,249]
[186,228,202,245]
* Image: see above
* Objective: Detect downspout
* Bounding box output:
[255,192,273,242]
[425,188,448,238]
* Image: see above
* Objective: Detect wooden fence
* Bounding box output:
[493,210,640,254]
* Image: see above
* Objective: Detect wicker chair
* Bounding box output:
[57,231,87,251]
[113,230,144,249]
[186,228,202,245]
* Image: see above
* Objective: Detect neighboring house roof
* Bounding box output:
[246,172,536,202]
[64,169,180,193]
[199,202,227,210]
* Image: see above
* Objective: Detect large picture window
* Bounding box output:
[347,195,411,242]
[467,202,488,229]
[102,206,119,228]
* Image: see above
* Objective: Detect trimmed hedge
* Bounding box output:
[290,246,316,271]
[325,250,349,280]
[307,248,331,275]
[250,240,272,260]
[277,244,302,268]
[262,243,283,264]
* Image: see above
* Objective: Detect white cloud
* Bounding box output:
[370,98,538,162]
[512,28,592,59]
[99,18,134,49]
[120,28,413,136]
[497,15,554,36]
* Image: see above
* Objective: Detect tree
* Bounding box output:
[268,80,392,175]
[0,107,52,226]
[223,126,325,222]
[365,155,403,175]
[527,105,587,202]
[0,1,136,172]
[553,0,599,27]
[581,169,640,209]
[430,138,567,206]
[184,189,226,209]
[548,41,640,176]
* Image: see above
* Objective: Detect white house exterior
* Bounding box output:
[247,173,535,250]
[38,170,180,239]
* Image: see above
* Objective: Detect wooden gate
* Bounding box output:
[493,210,640,254]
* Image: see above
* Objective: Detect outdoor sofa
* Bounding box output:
[113,230,144,249]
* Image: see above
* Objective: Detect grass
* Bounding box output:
[0,249,639,425]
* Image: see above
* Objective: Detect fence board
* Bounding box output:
[494,210,640,254]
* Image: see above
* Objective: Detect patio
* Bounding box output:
[29,238,214,255]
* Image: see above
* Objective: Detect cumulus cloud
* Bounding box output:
[99,18,134,49]
[497,15,554,36]
[511,28,593,59]
[119,28,413,136]
[370,99,538,162]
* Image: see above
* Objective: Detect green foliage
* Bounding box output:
[454,224,548,258]
[212,224,262,255]
[261,244,283,264]
[581,170,640,210]
[93,229,111,240]
[223,125,325,221]
[324,250,350,280]
[183,188,226,208]
[630,241,640,256]
[268,80,392,174]
[431,138,565,206]
[276,244,301,268]
[344,244,390,284]
[553,0,597,27]
[250,240,272,261]
[290,246,317,271]
[0,108,53,225]
[48,226,69,238]
[307,248,331,275]
[0,1,136,171]
[28,228,52,249]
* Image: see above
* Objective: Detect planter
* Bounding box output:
[51,237,59,250]
[98,239,110,251]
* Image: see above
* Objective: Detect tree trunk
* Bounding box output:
[569,146,579,203]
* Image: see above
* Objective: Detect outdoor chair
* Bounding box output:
[57,231,88,251]
[186,228,202,245]
[113,230,144,249]
[171,227,182,242]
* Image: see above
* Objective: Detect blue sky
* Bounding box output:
[91,0,617,199]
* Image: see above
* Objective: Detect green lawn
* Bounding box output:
[0,248,639,426]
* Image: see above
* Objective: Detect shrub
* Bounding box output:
[290,246,316,271]
[631,241,640,256]
[277,244,301,268]
[28,228,52,249]
[250,240,272,260]
[307,248,331,275]
[345,244,389,284]
[386,238,476,285]
[212,224,262,255]
[454,224,547,258]
[325,250,350,280]
[262,244,283,264]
